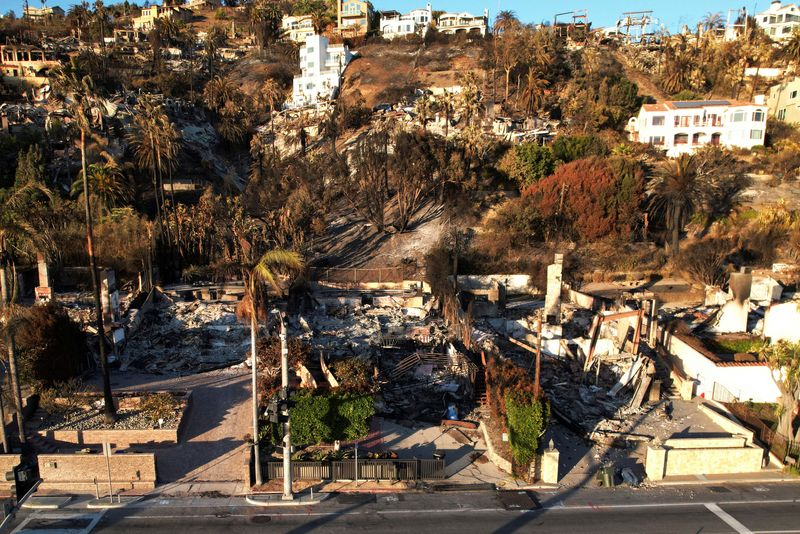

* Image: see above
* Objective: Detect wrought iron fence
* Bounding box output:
[264,458,445,481]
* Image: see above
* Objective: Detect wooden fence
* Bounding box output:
[308,267,410,285]
[265,458,445,481]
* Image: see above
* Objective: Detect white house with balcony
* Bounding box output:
[756,1,800,41]
[626,100,768,157]
[436,9,488,36]
[380,3,433,39]
[291,34,354,107]
[282,15,317,43]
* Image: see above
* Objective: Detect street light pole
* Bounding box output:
[280,312,293,501]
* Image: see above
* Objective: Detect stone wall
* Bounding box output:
[38,452,157,493]
[645,444,764,481]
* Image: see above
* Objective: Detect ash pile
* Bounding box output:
[290,290,476,423]
[123,294,248,374]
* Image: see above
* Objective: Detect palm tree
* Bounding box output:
[783,27,800,72]
[52,69,117,422]
[493,10,518,36]
[67,1,91,39]
[701,12,724,33]
[70,153,131,213]
[248,0,283,50]
[308,2,331,34]
[647,154,708,255]
[259,79,284,153]
[127,97,180,240]
[204,25,227,79]
[239,248,304,486]
[519,67,549,118]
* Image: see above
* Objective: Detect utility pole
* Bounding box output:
[280,313,293,501]
[250,305,263,486]
[534,310,542,399]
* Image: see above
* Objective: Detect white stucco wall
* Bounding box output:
[664,332,781,403]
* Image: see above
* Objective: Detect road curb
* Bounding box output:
[245,493,329,507]
[653,477,799,486]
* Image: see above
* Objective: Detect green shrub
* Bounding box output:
[505,390,548,465]
[551,134,608,163]
[290,390,375,445]
[498,142,555,188]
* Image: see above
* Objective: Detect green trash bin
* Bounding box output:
[599,466,615,487]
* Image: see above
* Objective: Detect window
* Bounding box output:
[784,25,793,33]
[675,133,689,145]
[778,109,787,120]
[307,62,314,68]
[791,90,798,99]
[732,111,746,122]
[753,110,765,122]
[649,136,665,146]
[677,116,691,127]
[750,129,764,140]
[652,115,665,126]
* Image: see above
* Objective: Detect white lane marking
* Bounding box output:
[11,511,105,534]
[705,503,753,534]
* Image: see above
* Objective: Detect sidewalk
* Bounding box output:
[655,470,799,486]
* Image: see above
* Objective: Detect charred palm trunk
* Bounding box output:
[81,128,116,423]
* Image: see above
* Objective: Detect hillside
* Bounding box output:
[341,39,487,108]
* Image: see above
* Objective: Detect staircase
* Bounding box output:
[474,363,488,406]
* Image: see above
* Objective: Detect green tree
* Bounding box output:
[759,341,800,441]
[499,142,555,187]
[14,144,45,187]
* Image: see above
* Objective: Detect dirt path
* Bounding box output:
[613,50,667,101]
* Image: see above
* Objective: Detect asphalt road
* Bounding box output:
[7,483,800,534]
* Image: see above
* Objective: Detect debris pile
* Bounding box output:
[123,297,247,374]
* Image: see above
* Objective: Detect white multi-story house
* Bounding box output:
[626,100,768,157]
[291,35,353,107]
[755,1,800,40]
[436,9,488,36]
[380,3,433,39]
[282,15,317,43]
[768,77,800,123]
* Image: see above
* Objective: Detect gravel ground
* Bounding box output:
[37,408,180,432]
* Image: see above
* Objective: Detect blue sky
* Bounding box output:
[373,0,766,32]
[0,0,770,33]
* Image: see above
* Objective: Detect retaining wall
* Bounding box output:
[38,452,157,493]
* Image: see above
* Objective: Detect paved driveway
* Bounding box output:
[88,368,252,490]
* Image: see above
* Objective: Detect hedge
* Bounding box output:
[290,390,375,445]
[505,390,548,466]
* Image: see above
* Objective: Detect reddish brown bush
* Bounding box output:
[522,156,644,241]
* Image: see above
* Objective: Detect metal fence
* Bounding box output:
[265,459,445,481]
[725,402,800,463]
[711,382,739,404]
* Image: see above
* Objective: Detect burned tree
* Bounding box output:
[339,130,390,233]
[390,131,438,233]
